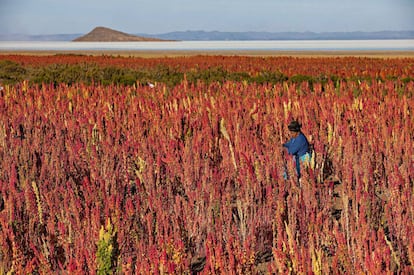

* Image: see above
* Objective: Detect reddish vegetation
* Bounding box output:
[1,54,413,78]
[0,55,413,273]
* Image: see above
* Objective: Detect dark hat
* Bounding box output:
[288,120,302,132]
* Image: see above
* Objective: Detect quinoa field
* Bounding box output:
[0,54,413,274]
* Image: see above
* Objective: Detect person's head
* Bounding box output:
[288,120,302,137]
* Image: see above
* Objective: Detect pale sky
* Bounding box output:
[1,0,413,35]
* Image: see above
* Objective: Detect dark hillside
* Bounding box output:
[73,26,168,42]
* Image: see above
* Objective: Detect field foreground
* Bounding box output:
[0,54,413,273]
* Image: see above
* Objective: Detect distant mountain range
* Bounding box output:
[1,27,414,41]
[138,30,414,41]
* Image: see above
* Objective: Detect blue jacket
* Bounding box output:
[283,132,310,158]
[283,132,310,178]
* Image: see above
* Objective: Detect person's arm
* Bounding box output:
[283,139,292,149]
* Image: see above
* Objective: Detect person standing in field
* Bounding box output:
[283,120,311,179]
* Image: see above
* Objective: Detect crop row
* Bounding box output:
[1,55,413,87]
[1,55,414,77]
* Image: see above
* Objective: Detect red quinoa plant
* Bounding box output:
[0,55,413,273]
